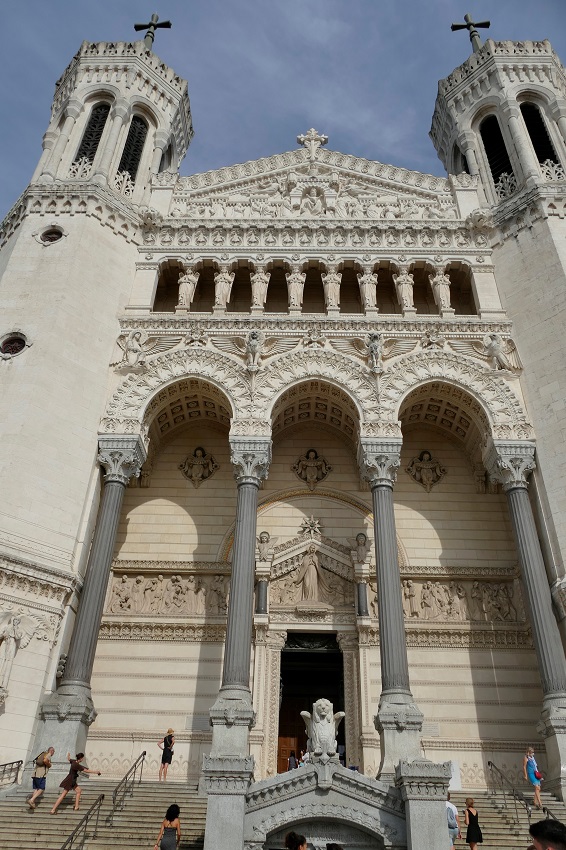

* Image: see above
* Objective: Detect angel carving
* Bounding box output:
[330,334,416,371]
[348,532,371,565]
[406,450,446,492]
[449,333,522,372]
[114,330,184,368]
[179,447,219,487]
[256,531,277,561]
[300,697,345,761]
[0,612,37,693]
[211,332,300,370]
[293,449,332,490]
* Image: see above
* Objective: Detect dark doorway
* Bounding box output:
[277,633,345,774]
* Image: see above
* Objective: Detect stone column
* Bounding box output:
[358,439,423,779]
[485,439,566,799]
[500,103,540,182]
[42,98,83,180]
[38,436,145,775]
[92,98,131,183]
[202,437,271,850]
[395,760,452,850]
[336,632,362,769]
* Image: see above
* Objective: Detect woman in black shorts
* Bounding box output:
[158,728,175,781]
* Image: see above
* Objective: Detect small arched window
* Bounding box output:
[117,115,149,181]
[479,115,514,184]
[520,102,559,165]
[452,144,470,175]
[75,103,110,164]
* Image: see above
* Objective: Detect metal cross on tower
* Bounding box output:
[451,12,490,54]
[134,12,172,51]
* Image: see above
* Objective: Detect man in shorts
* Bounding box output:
[28,746,55,809]
[446,792,461,849]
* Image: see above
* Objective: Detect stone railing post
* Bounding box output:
[358,439,423,778]
[202,437,271,850]
[395,760,452,850]
[484,439,566,799]
[38,435,145,775]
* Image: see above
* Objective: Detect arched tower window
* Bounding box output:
[452,144,470,175]
[117,115,149,181]
[75,103,110,164]
[520,103,559,166]
[479,115,514,185]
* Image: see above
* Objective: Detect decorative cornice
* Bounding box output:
[98,622,226,641]
[358,624,533,649]
[111,559,230,573]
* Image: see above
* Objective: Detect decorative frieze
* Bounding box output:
[99,622,227,641]
[105,570,230,617]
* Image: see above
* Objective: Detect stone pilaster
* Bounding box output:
[395,759,452,850]
[38,435,145,776]
[337,631,362,769]
[484,439,566,799]
[203,437,271,850]
[358,439,423,779]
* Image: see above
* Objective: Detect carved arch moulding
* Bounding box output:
[380,351,533,442]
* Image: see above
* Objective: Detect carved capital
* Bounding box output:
[483,439,536,492]
[357,439,402,488]
[97,436,147,486]
[395,759,451,801]
[336,631,359,652]
[230,437,272,484]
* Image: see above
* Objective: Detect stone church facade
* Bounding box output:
[1,20,566,850]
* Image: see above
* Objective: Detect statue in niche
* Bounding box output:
[0,613,37,694]
[321,268,341,308]
[177,268,199,307]
[286,266,306,309]
[406,451,446,492]
[293,545,331,602]
[300,698,345,762]
[250,267,270,308]
[214,266,235,308]
[429,270,452,311]
[357,268,378,309]
[392,267,415,309]
[300,187,325,216]
[179,447,219,488]
[292,449,332,490]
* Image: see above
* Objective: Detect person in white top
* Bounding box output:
[446,792,461,849]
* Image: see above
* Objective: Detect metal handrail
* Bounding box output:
[543,805,560,821]
[106,750,146,826]
[487,760,532,829]
[0,759,23,786]
[60,793,104,850]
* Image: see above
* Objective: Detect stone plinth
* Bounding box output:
[395,759,452,850]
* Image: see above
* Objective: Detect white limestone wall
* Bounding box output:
[492,218,566,574]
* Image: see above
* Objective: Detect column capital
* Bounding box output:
[229,437,272,484]
[97,435,147,485]
[111,97,132,122]
[357,439,402,488]
[483,439,536,492]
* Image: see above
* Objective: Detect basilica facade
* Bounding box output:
[1,21,566,850]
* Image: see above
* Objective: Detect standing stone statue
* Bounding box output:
[250,267,270,308]
[392,266,415,309]
[177,267,199,307]
[286,266,306,309]
[429,269,452,311]
[321,268,341,309]
[0,613,37,698]
[214,266,235,308]
[357,268,378,309]
[300,698,345,762]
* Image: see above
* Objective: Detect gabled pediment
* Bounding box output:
[156,144,459,223]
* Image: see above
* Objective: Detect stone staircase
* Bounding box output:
[450,789,566,849]
[1,779,207,849]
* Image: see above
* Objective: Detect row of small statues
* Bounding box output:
[399,579,523,622]
[107,573,229,616]
[177,265,455,311]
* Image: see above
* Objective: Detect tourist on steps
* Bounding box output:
[154,803,181,850]
[529,818,566,850]
[524,745,543,809]
[50,752,101,814]
[158,728,175,781]
[27,746,55,810]
[463,797,483,849]
[446,792,461,849]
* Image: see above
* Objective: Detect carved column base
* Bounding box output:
[208,691,256,759]
[538,694,566,799]
[36,683,97,780]
[201,755,254,850]
[375,693,424,781]
[395,759,452,850]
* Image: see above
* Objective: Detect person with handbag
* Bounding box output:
[524,746,543,809]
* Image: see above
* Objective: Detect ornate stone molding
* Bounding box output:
[229,437,272,483]
[0,554,77,612]
[97,435,146,485]
[483,440,536,491]
[395,759,451,801]
[98,622,226,641]
[358,624,533,649]
[357,439,402,488]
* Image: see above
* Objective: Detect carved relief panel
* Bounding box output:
[105,568,230,617]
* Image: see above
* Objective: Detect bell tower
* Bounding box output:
[0,21,192,768]
[432,25,566,798]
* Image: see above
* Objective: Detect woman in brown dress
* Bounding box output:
[50,752,101,813]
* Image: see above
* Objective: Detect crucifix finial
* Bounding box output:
[451,12,490,54]
[134,12,172,52]
[297,128,328,162]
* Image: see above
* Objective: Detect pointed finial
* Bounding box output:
[134,12,172,52]
[451,12,490,53]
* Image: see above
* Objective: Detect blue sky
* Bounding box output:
[1,1,565,215]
